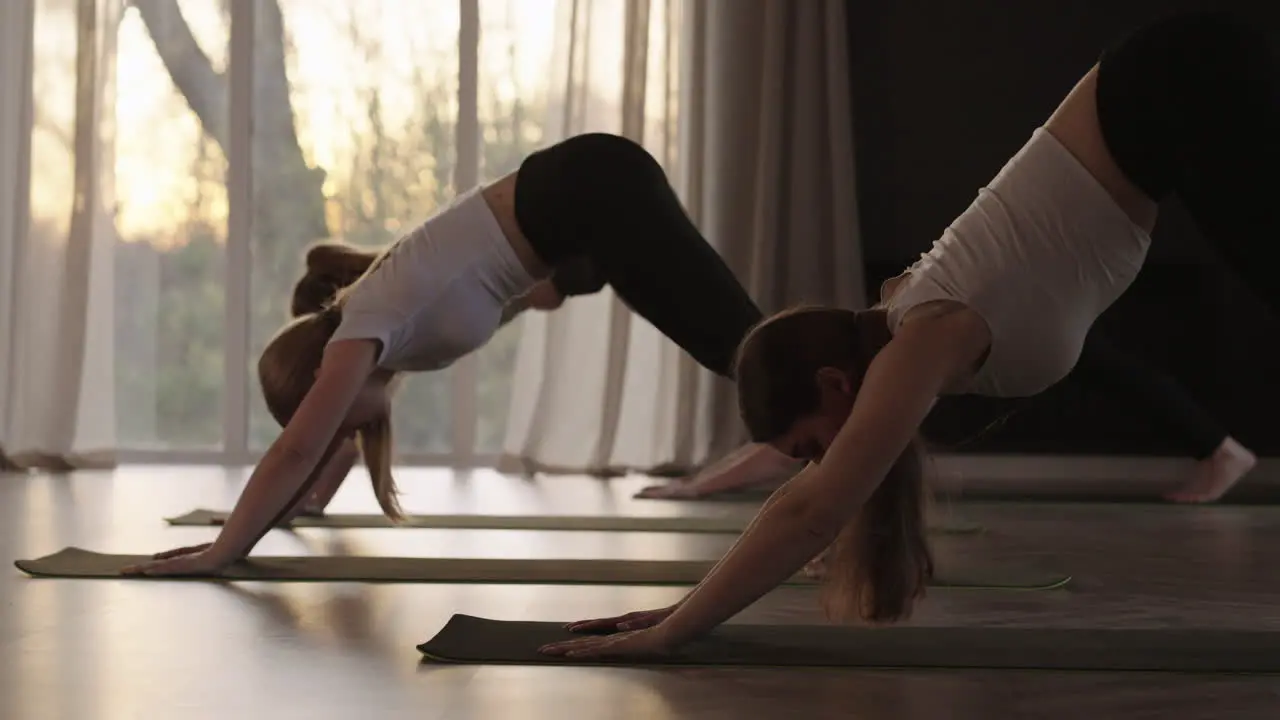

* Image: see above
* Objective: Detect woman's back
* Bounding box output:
[883,127,1152,398]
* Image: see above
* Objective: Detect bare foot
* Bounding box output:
[634,444,799,500]
[1164,437,1257,503]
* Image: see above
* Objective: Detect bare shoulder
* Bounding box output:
[815,305,986,493]
[891,304,991,389]
[320,337,380,372]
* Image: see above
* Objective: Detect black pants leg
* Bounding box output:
[936,330,1229,458]
[1096,11,1280,313]
[513,133,764,378]
[1066,330,1226,459]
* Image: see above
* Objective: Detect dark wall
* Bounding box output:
[845,1,1280,455]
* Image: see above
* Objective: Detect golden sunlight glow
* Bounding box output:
[32,0,583,246]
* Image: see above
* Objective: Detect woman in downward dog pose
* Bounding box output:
[290,238,1254,524]
[541,11,1279,657]
[277,244,576,520]
[639,324,1256,506]
[122,132,765,575]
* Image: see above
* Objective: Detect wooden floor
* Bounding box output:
[4,465,1280,719]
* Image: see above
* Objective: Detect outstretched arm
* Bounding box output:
[563,462,813,634]
[654,330,954,643]
[125,339,378,575]
[542,317,980,657]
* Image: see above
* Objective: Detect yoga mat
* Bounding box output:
[957,489,1280,506]
[15,547,1069,590]
[165,508,985,535]
[417,614,1280,673]
[673,488,775,502]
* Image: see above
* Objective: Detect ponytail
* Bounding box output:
[290,241,380,317]
[734,304,933,624]
[356,413,403,522]
[284,240,401,520]
[822,313,933,624]
[821,438,934,623]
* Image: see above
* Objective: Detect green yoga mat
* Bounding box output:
[418,614,1280,672]
[15,547,1069,590]
[165,509,984,535]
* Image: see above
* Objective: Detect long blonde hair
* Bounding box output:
[259,241,405,521]
[733,305,934,624]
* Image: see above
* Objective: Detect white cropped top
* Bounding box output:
[882,128,1153,397]
[328,187,537,372]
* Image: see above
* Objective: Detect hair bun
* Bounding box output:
[290,273,340,317]
[291,242,380,317]
[304,242,341,272]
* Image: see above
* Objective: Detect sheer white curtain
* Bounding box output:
[500,0,865,475]
[499,0,696,475]
[685,0,866,456]
[0,0,119,470]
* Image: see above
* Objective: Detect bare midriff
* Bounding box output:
[480,171,551,280]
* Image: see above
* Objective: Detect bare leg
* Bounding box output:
[1087,12,1277,500]
[634,443,802,499]
[1063,330,1257,502]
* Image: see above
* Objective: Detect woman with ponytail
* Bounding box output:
[640,315,1255,508]
[274,243,373,520]
[273,242,398,520]
[276,245,608,521]
[122,131,765,575]
[539,11,1280,659]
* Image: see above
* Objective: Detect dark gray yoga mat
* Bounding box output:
[668,488,775,502]
[422,609,1280,671]
[418,614,1280,672]
[15,547,1069,590]
[165,508,984,535]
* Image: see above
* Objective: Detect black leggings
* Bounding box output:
[1066,330,1225,459]
[513,133,763,378]
[1096,10,1280,313]
[940,329,1228,459]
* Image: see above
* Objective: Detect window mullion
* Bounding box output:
[223,0,255,465]
[450,0,481,468]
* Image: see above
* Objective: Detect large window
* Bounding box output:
[9,0,680,465]
[242,0,467,457]
[113,0,229,452]
[98,0,589,463]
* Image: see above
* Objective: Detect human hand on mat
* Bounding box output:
[633,482,701,499]
[564,605,679,634]
[539,626,676,660]
[121,545,237,577]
